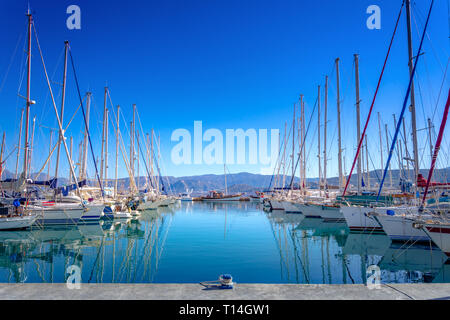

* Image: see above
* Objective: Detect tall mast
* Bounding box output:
[393,115,403,178]
[105,108,109,188]
[377,112,384,178]
[69,136,73,184]
[81,92,91,180]
[335,58,343,190]
[354,54,362,194]
[317,85,322,196]
[405,0,420,180]
[402,119,411,181]
[136,131,139,191]
[54,41,69,181]
[146,132,151,189]
[385,124,393,188]
[323,76,328,195]
[15,108,24,179]
[114,105,120,199]
[301,97,306,192]
[224,164,228,195]
[100,87,107,186]
[23,10,33,179]
[47,130,53,179]
[132,104,136,181]
[28,116,36,172]
[427,118,434,161]
[0,133,5,180]
[291,103,295,192]
[151,128,154,191]
[299,95,303,191]
[365,134,370,188]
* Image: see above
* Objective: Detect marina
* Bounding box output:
[0,0,448,303]
[0,201,448,285]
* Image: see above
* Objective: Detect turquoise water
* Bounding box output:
[0,201,448,284]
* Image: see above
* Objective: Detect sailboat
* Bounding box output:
[201,165,242,201]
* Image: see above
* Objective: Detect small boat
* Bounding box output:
[180,193,193,201]
[102,204,132,220]
[201,191,242,202]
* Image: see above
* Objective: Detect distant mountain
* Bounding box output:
[2,167,448,195]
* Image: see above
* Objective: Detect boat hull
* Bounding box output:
[341,206,384,233]
[375,212,430,242]
[32,205,84,225]
[423,224,450,257]
[0,215,36,230]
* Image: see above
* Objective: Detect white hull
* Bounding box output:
[375,212,430,242]
[269,200,285,211]
[137,200,160,210]
[0,215,36,230]
[296,203,343,221]
[281,201,302,213]
[423,224,450,258]
[31,204,84,225]
[341,206,383,233]
[80,204,104,222]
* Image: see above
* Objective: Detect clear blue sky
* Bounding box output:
[0,0,448,181]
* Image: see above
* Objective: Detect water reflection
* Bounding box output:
[0,202,447,284]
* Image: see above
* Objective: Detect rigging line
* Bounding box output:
[136,126,154,189]
[268,119,294,191]
[68,47,104,198]
[343,1,404,196]
[377,0,434,200]
[0,30,23,95]
[288,95,318,189]
[412,0,449,65]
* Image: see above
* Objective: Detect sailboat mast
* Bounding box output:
[81,92,91,180]
[301,97,305,192]
[28,116,36,172]
[15,108,24,179]
[354,54,362,194]
[23,11,33,179]
[365,134,370,188]
[405,0,420,181]
[384,124,393,188]
[115,105,120,199]
[0,133,5,180]
[151,128,154,191]
[292,103,295,192]
[54,41,68,181]
[427,118,434,161]
[100,87,107,186]
[335,58,343,190]
[377,112,384,178]
[69,136,73,184]
[317,85,322,196]
[105,108,109,188]
[323,76,328,195]
[224,164,228,195]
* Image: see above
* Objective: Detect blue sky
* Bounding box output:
[0,0,448,181]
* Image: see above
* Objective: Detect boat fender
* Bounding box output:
[386,210,395,216]
[13,199,20,207]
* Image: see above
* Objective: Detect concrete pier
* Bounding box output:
[0,283,449,300]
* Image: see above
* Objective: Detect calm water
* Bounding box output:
[0,201,449,284]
